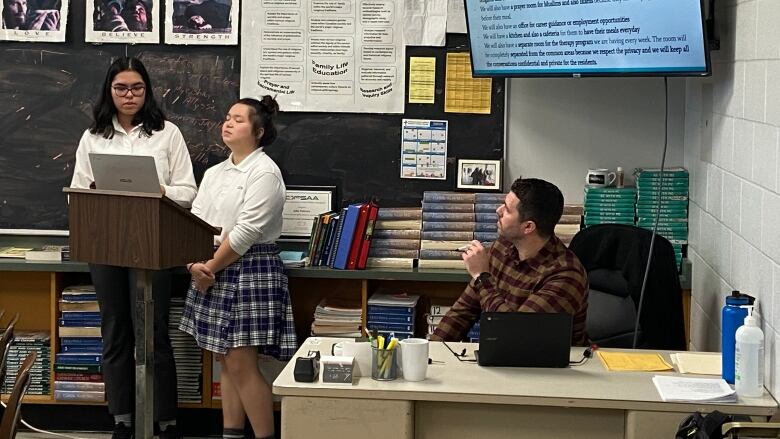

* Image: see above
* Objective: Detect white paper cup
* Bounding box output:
[400,338,429,382]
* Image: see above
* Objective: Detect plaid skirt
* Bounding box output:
[179,243,297,360]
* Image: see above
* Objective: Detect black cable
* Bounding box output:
[441,340,477,362]
[632,76,669,349]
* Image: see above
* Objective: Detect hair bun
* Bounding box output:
[259,95,279,117]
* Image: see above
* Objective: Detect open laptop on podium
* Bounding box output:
[89,153,161,194]
[475,312,572,368]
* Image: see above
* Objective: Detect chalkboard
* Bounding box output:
[0,0,504,233]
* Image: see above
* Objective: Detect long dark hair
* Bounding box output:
[235,96,280,147]
[90,56,166,139]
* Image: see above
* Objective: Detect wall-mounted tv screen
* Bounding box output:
[465,0,710,77]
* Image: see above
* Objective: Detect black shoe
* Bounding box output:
[112,422,134,439]
[159,424,182,439]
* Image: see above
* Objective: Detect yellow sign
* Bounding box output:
[409,57,436,104]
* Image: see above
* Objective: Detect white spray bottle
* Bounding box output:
[735,302,764,397]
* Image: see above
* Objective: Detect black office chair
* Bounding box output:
[569,224,686,350]
[0,351,37,439]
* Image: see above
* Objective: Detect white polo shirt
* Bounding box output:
[70,118,197,207]
[191,147,285,255]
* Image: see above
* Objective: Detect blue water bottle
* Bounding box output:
[722,291,754,384]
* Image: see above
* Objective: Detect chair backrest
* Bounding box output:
[0,351,37,439]
[0,314,20,387]
[569,224,685,350]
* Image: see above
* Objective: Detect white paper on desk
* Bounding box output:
[404,0,447,47]
[446,0,467,33]
[671,352,722,375]
[652,375,737,403]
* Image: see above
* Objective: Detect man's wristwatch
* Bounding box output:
[473,272,491,288]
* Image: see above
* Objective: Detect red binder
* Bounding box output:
[346,202,371,269]
[356,202,379,269]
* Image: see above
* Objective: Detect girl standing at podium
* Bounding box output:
[180,96,296,439]
[70,56,196,439]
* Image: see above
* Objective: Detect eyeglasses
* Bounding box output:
[112,85,146,97]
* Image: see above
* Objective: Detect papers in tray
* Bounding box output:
[652,375,737,403]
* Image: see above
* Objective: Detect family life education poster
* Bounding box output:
[240,0,405,113]
[0,0,69,42]
[165,0,239,45]
[86,0,160,44]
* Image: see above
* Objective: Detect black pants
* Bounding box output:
[89,264,178,421]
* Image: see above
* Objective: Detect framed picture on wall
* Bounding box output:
[456,159,501,191]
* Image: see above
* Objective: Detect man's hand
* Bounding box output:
[461,240,490,278]
[190,263,215,294]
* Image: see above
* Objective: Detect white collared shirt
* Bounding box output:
[191,147,285,255]
[70,118,197,207]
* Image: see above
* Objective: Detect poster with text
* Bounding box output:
[1,0,69,42]
[165,0,238,45]
[86,0,159,43]
[401,119,447,180]
[240,0,405,113]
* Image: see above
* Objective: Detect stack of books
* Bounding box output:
[3,331,51,396]
[310,298,363,338]
[583,187,637,227]
[418,192,503,270]
[169,297,202,404]
[635,168,689,270]
[24,245,70,262]
[366,292,419,340]
[367,207,422,269]
[425,304,450,339]
[473,192,502,243]
[55,285,104,402]
[555,205,584,246]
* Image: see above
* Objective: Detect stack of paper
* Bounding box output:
[670,352,721,375]
[280,251,306,268]
[652,375,736,403]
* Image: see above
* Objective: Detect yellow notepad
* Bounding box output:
[597,351,673,371]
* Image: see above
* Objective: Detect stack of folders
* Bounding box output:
[583,187,637,228]
[366,292,420,340]
[367,207,422,269]
[306,201,380,270]
[635,168,689,271]
[555,205,583,246]
[418,192,501,270]
[310,298,363,338]
[3,332,51,396]
[425,304,451,339]
[55,285,104,402]
[169,297,202,403]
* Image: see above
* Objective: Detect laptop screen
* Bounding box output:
[89,153,161,194]
[477,312,573,368]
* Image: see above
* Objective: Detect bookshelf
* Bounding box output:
[0,258,693,409]
[0,259,471,409]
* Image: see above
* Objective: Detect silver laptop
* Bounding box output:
[89,153,161,194]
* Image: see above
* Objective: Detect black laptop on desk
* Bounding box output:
[475,312,572,368]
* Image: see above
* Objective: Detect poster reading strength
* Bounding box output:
[86,0,160,43]
[165,0,238,45]
[240,0,405,113]
[1,0,69,42]
[401,119,447,180]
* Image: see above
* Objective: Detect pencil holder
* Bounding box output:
[371,347,398,381]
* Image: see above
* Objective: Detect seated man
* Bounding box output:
[430,178,589,345]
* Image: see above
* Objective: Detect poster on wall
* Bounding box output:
[240,0,405,113]
[400,119,447,180]
[1,0,69,42]
[165,0,238,45]
[86,0,159,43]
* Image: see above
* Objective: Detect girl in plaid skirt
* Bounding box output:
[180,95,296,439]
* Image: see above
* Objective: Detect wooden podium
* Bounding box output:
[64,188,218,439]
